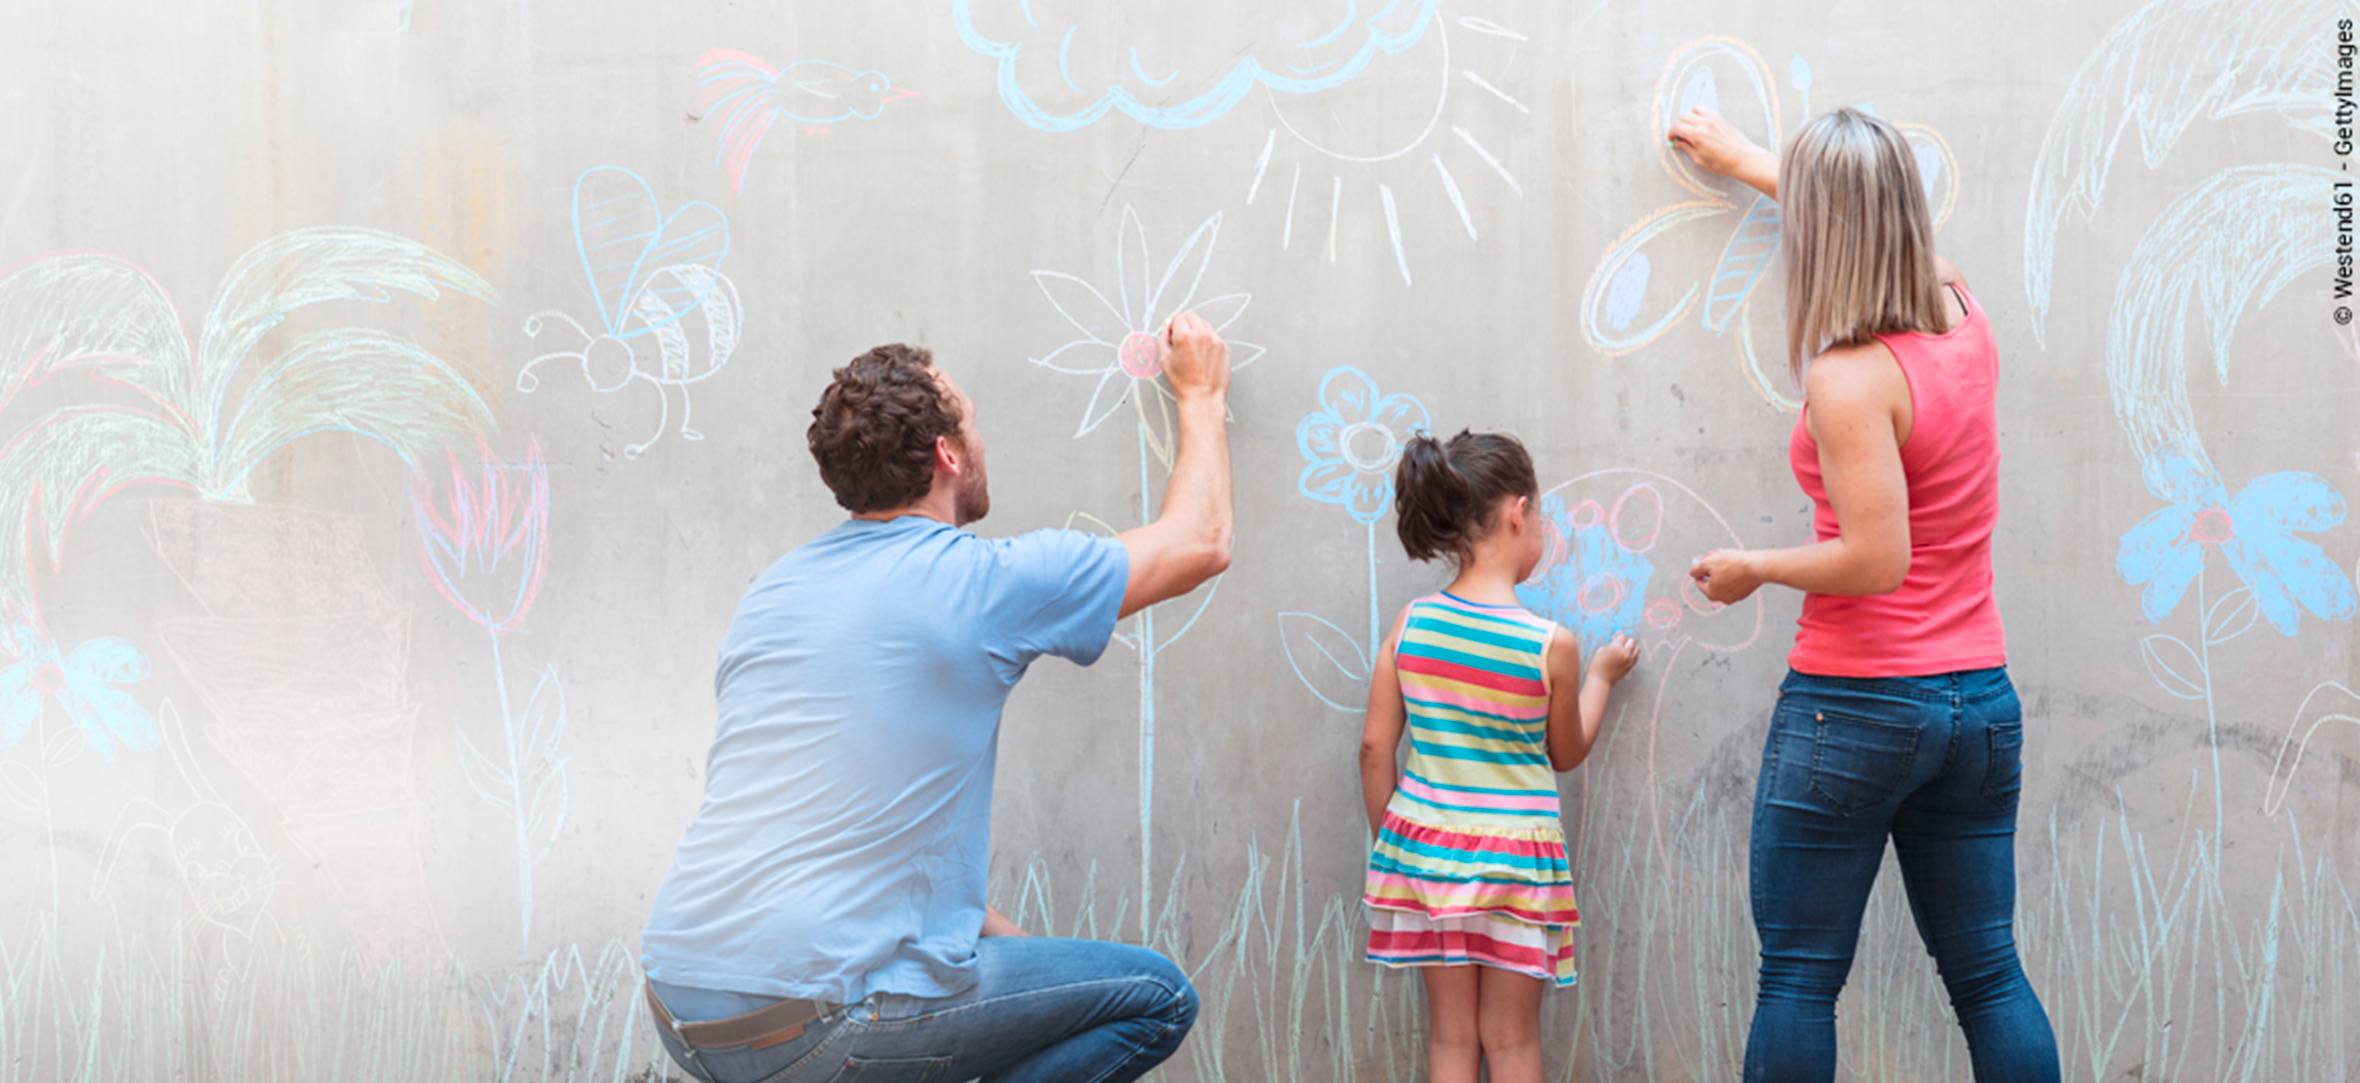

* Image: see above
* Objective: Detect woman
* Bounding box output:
[1671,106,2061,1082]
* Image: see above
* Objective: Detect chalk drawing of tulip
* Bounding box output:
[413,438,569,948]
[414,437,552,636]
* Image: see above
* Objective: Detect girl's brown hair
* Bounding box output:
[1778,107,1949,380]
[1394,430,1538,564]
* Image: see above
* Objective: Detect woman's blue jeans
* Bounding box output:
[650,937,1196,1083]
[1742,666,2059,1083]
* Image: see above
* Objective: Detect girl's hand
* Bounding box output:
[1690,548,1765,604]
[1588,632,1639,685]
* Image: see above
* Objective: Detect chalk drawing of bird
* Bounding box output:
[690,49,920,195]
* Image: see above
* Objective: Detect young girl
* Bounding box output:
[1359,430,1640,1083]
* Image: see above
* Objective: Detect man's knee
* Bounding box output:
[1164,971,1200,1034]
[1136,948,1197,1033]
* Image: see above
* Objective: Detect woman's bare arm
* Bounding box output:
[1690,342,1913,601]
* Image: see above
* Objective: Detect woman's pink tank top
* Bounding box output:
[1787,281,2006,678]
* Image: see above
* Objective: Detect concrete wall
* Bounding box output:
[0,1,2352,1078]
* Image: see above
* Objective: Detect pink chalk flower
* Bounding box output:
[412,438,550,637]
[1027,205,1266,463]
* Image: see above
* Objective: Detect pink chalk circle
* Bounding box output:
[1571,499,1605,530]
[1579,573,1627,614]
[1645,598,1682,630]
[2189,507,2233,547]
[1119,331,1162,379]
[1610,483,1665,553]
[1528,518,1567,582]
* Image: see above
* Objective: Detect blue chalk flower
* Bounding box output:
[0,623,157,762]
[1296,367,1429,524]
[2117,439,2356,636]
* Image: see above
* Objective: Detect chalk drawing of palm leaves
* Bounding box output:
[1579,39,1956,411]
[2022,0,2337,339]
[0,228,495,628]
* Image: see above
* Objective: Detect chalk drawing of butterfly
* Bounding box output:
[1577,39,1956,411]
[520,166,742,459]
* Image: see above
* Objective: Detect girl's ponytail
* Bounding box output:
[1392,430,1539,564]
[1395,433,1470,562]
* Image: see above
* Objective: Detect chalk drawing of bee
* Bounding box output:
[520,166,743,459]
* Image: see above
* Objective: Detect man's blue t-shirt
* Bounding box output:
[639,516,1128,1003]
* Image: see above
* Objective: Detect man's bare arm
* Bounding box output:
[1116,311,1233,619]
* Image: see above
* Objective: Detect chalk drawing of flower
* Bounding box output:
[1296,366,1429,525]
[410,436,566,946]
[2117,438,2356,637]
[412,438,551,638]
[1029,204,1266,465]
[0,622,156,762]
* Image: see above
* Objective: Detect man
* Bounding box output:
[639,313,1233,1083]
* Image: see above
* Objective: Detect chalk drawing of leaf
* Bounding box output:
[1280,611,1370,712]
[2203,587,2259,647]
[0,411,206,580]
[200,227,495,415]
[2139,634,2207,700]
[217,329,493,492]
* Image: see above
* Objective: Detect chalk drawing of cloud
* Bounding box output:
[952,0,1443,132]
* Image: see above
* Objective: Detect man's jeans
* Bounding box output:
[1741,667,2060,1083]
[650,938,1196,1083]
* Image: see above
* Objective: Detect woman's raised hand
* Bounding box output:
[1669,107,1779,200]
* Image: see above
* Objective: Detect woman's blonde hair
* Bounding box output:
[1778,108,1947,381]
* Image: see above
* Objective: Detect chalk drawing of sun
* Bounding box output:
[1239,10,1533,285]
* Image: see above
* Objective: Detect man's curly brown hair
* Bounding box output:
[806,344,964,513]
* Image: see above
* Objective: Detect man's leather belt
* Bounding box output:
[645,982,834,1051]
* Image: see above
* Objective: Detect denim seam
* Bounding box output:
[828,1053,954,1083]
[1805,711,1920,814]
[1936,698,1962,783]
[856,974,1185,1031]
[1981,722,2025,804]
[735,1016,854,1083]
[1792,680,1948,702]
[1075,1018,1181,1083]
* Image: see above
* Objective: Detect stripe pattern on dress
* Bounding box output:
[1364,593,1580,986]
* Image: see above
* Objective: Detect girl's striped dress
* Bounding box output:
[1364,591,1579,985]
